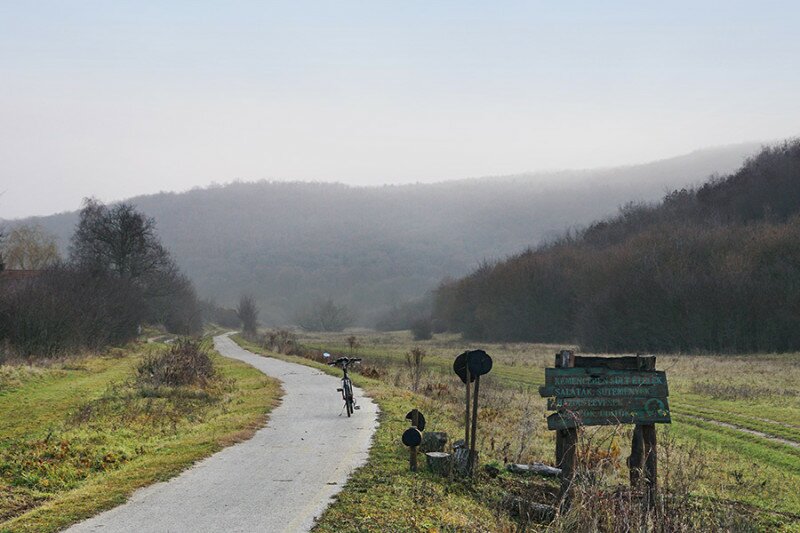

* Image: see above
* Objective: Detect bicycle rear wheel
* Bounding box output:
[344,380,354,417]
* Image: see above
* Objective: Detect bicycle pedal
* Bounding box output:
[336,388,343,392]
[354,405,361,410]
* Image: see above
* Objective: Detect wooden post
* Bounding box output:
[628,425,644,487]
[468,374,480,476]
[410,410,420,472]
[554,350,576,508]
[642,424,657,507]
[639,354,657,505]
[555,429,564,467]
[559,427,578,510]
[464,365,471,446]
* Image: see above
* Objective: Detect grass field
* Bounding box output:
[284,330,800,531]
[0,338,281,533]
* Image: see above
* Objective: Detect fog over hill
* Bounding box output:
[8,142,760,325]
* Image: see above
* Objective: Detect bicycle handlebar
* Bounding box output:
[328,357,362,366]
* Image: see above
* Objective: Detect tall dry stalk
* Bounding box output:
[405,346,426,393]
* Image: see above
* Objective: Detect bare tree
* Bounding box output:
[70,198,175,282]
[68,198,201,332]
[236,295,259,336]
[3,224,60,270]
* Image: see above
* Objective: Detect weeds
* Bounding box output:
[555,434,758,532]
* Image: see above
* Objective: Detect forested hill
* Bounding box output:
[15,143,758,325]
[435,140,800,353]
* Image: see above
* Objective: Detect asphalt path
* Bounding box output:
[65,333,378,533]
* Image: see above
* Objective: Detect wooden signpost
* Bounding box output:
[539,350,670,507]
[403,409,424,471]
[453,350,493,477]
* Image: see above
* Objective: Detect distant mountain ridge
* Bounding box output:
[9,142,761,325]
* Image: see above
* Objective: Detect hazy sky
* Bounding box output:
[1,1,799,219]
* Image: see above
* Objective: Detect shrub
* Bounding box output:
[136,340,215,388]
[263,329,297,354]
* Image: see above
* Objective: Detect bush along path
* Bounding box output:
[63,333,379,533]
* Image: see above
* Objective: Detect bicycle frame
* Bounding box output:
[331,358,360,417]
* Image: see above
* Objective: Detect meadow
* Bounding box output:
[284,330,800,531]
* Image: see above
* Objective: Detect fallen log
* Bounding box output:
[506,462,562,477]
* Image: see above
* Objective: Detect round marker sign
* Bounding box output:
[453,350,493,384]
[405,409,426,432]
[402,427,422,447]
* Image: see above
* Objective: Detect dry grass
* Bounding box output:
[297,330,800,530]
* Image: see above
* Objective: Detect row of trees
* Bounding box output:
[0,199,203,357]
[434,140,800,353]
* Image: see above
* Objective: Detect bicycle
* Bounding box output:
[329,357,361,416]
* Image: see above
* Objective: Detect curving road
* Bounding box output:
[65,333,378,533]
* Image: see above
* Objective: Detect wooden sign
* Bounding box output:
[540,366,670,430]
[540,350,668,509]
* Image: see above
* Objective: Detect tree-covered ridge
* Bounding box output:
[434,140,800,353]
[13,143,758,326]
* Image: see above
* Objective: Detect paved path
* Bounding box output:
[65,333,378,533]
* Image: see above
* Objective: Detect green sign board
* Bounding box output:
[540,365,670,430]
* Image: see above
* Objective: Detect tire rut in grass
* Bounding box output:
[679,413,799,449]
